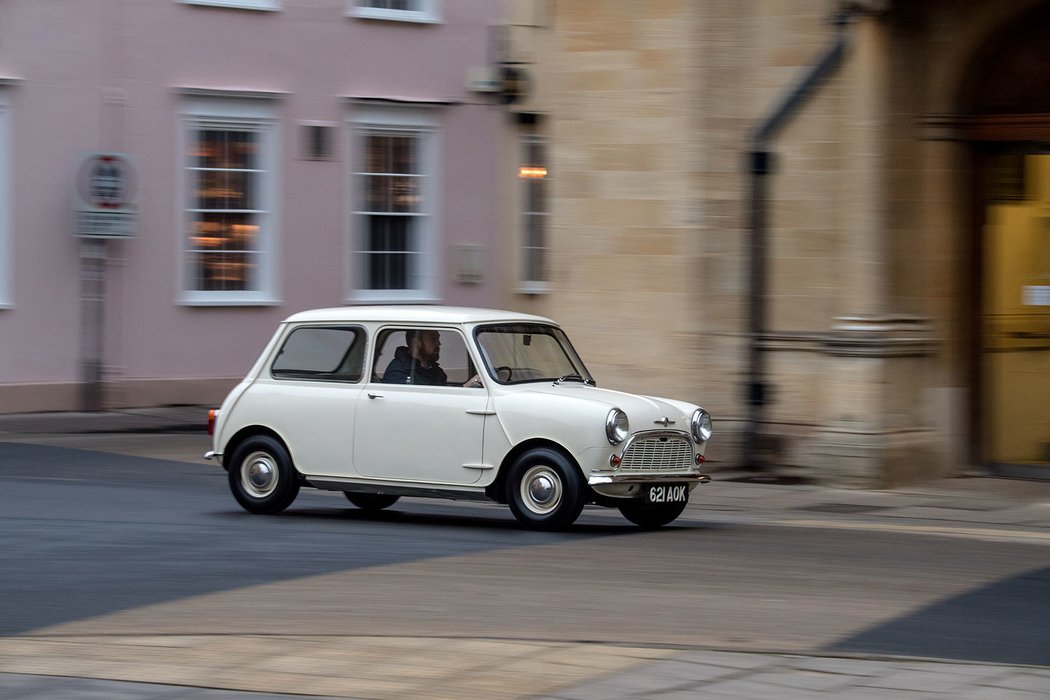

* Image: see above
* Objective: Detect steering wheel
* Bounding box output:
[494,365,513,382]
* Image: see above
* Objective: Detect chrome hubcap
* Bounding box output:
[520,465,562,515]
[242,451,278,498]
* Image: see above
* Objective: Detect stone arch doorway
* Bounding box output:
[958,1,1050,475]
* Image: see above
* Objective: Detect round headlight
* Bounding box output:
[691,408,713,443]
[606,408,629,445]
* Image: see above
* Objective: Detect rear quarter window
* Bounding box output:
[271,326,365,382]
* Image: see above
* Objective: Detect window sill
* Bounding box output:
[180,0,281,11]
[349,8,440,24]
[517,282,550,296]
[178,295,282,307]
[347,291,440,305]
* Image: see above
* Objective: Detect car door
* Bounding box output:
[354,327,489,486]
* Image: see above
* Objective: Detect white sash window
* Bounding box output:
[179,98,279,305]
[350,105,439,303]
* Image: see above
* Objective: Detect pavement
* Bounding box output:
[2,406,1050,699]
[0,405,209,435]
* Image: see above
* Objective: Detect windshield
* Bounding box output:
[475,324,594,385]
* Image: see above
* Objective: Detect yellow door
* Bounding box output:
[984,153,1050,469]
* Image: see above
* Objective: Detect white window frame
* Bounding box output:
[178,96,280,306]
[0,91,11,308]
[348,0,441,24]
[518,133,549,294]
[179,0,280,11]
[348,103,441,304]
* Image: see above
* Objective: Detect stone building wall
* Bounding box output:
[508,0,1050,485]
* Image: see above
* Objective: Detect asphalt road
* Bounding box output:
[2,439,1049,670]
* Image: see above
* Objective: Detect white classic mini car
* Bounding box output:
[206,306,712,530]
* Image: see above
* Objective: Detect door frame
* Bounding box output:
[963,119,1050,466]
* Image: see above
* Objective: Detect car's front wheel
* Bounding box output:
[228,435,300,514]
[345,492,400,511]
[506,447,585,530]
[618,500,687,529]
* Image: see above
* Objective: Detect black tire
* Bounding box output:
[228,435,300,514]
[344,492,400,511]
[618,500,687,529]
[505,447,585,530]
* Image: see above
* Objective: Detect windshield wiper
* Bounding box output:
[554,373,595,386]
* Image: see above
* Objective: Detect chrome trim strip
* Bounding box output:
[306,476,490,502]
[589,472,711,486]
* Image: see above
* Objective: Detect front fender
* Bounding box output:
[489,391,611,465]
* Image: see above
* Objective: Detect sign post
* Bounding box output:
[73,152,137,410]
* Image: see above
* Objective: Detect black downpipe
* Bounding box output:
[742,11,854,469]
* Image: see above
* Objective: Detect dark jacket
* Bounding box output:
[381,346,448,386]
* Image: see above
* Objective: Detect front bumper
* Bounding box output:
[588,471,710,499]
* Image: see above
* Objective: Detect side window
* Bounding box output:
[373,328,476,386]
[271,327,365,382]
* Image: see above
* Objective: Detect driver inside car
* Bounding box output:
[382,329,448,385]
[382,330,481,387]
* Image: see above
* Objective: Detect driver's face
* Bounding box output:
[416,330,441,363]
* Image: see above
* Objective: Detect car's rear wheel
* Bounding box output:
[345,492,400,511]
[228,435,300,514]
[618,500,687,529]
[506,448,585,530]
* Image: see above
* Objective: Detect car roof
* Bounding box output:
[283,305,558,326]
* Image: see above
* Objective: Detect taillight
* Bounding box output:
[207,409,218,436]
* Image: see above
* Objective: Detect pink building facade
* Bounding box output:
[0,0,512,413]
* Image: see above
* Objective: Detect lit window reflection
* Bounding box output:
[186,128,263,292]
[521,135,548,285]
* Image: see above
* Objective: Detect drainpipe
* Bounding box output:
[742,8,856,470]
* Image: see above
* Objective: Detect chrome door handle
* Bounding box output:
[367,393,383,400]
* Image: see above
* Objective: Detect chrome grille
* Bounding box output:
[619,433,693,473]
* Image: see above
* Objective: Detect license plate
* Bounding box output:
[644,483,689,505]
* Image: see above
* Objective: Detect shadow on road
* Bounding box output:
[827,565,1050,666]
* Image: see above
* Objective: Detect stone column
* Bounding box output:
[841,12,889,314]
[810,13,944,487]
